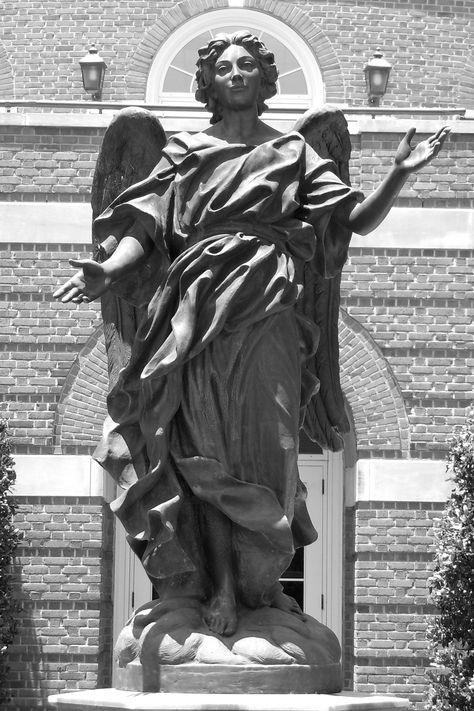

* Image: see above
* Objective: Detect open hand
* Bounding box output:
[394,125,450,174]
[53,259,111,303]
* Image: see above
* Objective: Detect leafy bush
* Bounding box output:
[0,418,22,703]
[427,414,474,711]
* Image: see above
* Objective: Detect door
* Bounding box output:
[292,450,344,642]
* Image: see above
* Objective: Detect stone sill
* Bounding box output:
[0,109,472,136]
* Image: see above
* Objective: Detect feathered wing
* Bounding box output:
[91,107,167,389]
[294,106,353,451]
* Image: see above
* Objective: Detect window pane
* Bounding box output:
[281,547,304,579]
[163,66,195,93]
[260,32,299,76]
[278,69,307,95]
[172,32,211,74]
[299,429,323,455]
[213,25,251,35]
[162,25,310,101]
[281,580,304,611]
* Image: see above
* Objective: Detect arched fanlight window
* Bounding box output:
[146,9,324,111]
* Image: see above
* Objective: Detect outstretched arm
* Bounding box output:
[338,126,450,236]
[53,227,153,303]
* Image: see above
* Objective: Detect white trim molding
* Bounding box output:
[2,202,473,249]
[356,458,452,503]
[13,455,114,501]
[351,207,474,249]
[1,202,92,244]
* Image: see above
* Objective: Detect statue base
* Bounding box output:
[48,690,411,710]
[111,598,344,693]
[116,660,342,693]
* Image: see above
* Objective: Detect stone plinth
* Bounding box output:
[48,691,411,711]
[114,661,342,694]
[111,601,344,694]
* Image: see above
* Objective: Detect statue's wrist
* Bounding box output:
[392,162,410,178]
[101,261,118,283]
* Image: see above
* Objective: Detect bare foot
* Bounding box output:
[271,589,304,617]
[204,593,238,636]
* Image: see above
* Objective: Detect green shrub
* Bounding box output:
[427,414,474,711]
[0,418,22,703]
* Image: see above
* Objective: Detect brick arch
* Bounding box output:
[339,309,410,458]
[126,0,344,102]
[0,42,14,97]
[55,310,409,457]
[457,55,474,109]
[54,326,108,454]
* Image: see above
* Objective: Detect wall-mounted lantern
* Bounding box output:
[79,45,107,101]
[364,48,392,106]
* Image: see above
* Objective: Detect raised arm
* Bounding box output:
[53,226,153,304]
[339,126,450,236]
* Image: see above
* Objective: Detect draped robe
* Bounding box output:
[93,131,360,606]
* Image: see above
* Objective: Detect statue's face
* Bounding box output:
[212,44,261,113]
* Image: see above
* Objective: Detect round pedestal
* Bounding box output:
[116,660,343,694]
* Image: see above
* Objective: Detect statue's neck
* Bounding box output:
[207,110,281,147]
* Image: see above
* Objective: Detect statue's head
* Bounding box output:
[195,31,278,124]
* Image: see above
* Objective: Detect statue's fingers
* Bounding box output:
[438,128,451,146]
[53,283,69,298]
[69,258,89,268]
[54,279,80,298]
[432,131,450,156]
[437,125,451,138]
[61,286,82,303]
[404,126,417,146]
[429,126,450,144]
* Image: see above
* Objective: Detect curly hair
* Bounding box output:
[195,31,278,124]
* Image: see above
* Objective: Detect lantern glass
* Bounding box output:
[369,68,388,94]
[79,45,107,99]
[363,49,392,105]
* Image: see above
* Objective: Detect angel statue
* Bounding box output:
[54,32,448,693]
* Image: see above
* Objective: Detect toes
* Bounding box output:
[204,605,237,637]
[223,616,237,637]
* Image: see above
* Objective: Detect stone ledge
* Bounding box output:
[48,690,411,711]
[115,662,342,695]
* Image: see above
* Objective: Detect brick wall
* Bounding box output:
[351,132,474,208]
[0,126,103,200]
[2,127,474,205]
[7,496,114,710]
[348,501,445,710]
[341,247,474,459]
[1,0,474,108]
[1,242,101,454]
